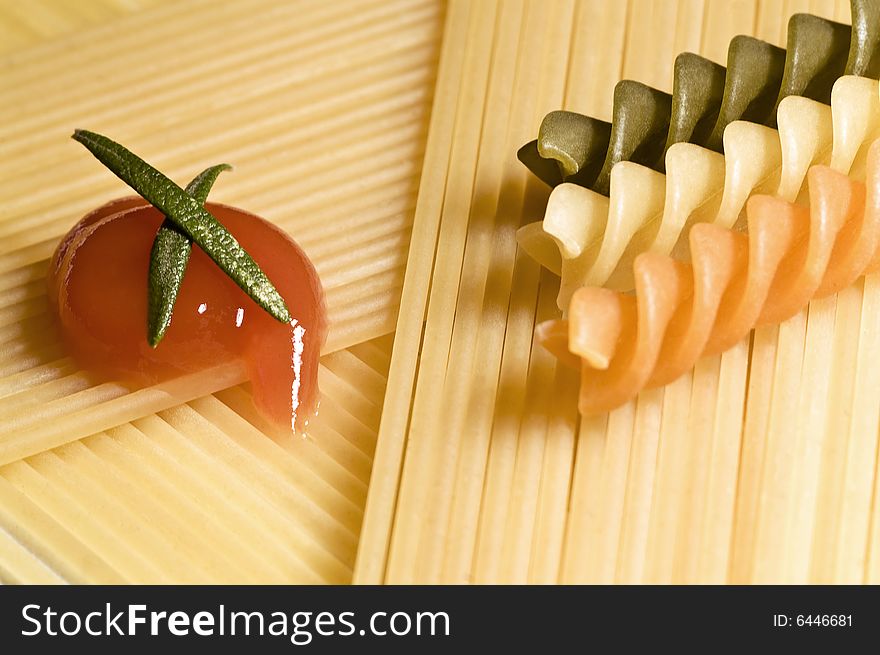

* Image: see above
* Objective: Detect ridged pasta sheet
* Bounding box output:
[0,0,441,583]
[0,334,395,583]
[0,0,443,463]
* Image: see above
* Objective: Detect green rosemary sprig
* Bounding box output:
[147,164,232,347]
[72,130,291,344]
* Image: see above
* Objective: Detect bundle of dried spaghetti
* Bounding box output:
[539,140,880,414]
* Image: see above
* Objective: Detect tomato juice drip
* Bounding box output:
[48,198,327,432]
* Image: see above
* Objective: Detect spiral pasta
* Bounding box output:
[538,140,880,415]
[518,75,880,309]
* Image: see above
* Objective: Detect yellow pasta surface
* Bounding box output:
[4,0,880,586]
[0,0,441,583]
[357,0,880,585]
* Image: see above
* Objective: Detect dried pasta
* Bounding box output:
[356,0,880,587]
[521,3,880,426]
[0,0,440,584]
[541,141,880,415]
[10,0,880,588]
[519,74,880,308]
[516,1,880,308]
[0,0,440,464]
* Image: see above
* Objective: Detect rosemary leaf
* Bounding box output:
[147,164,232,347]
[72,130,291,329]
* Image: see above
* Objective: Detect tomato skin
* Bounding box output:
[49,198,327,432]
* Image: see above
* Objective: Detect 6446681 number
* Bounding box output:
[796,615,852,627]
